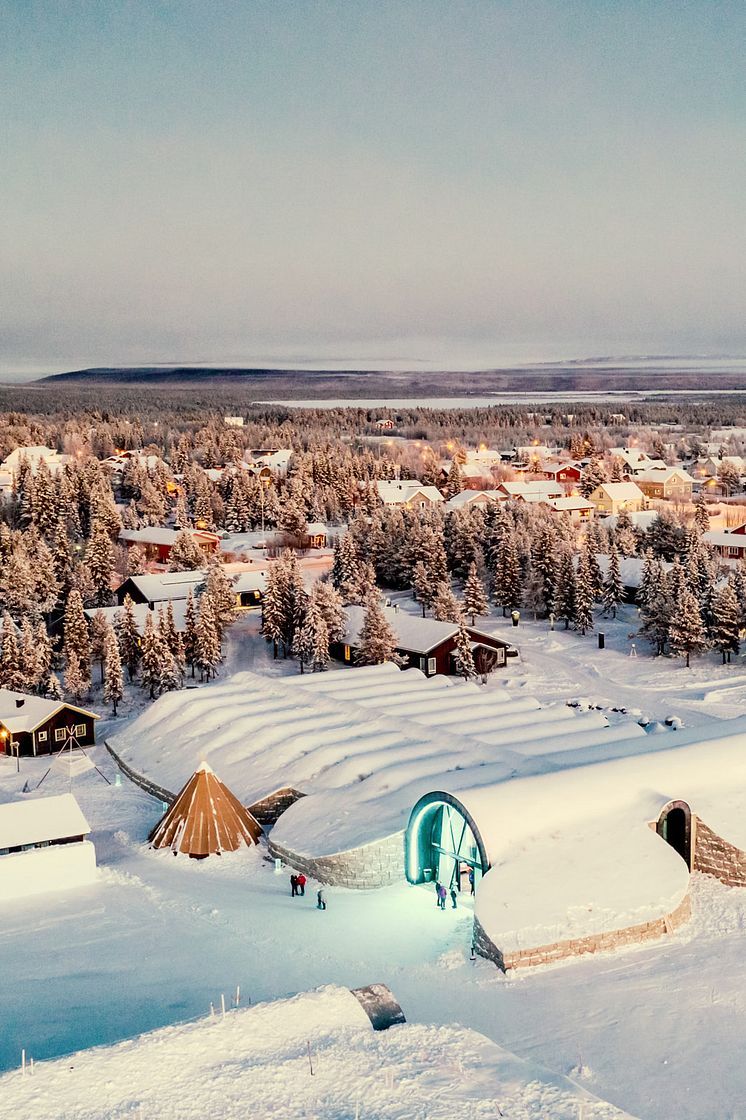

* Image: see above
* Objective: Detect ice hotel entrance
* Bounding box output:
[405,792,489,895]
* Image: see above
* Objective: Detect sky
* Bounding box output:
[1,1,745,376]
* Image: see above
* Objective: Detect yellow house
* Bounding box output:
[589,481,645,517]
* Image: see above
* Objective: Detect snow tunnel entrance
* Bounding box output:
[405,792,489,896]
[657,801,692,869]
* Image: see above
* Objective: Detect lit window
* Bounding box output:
[55,729,66,742]
[344,645,351,662]
[75,724,86,736]
[427,657,436,675]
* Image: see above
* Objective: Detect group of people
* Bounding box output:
[434,881,458,909]
[290,873,326,910]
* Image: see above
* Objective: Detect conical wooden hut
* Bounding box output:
[149,761,262,858]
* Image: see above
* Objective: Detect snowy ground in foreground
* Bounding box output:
[0,986,634,1120]
[2,747,746,1119]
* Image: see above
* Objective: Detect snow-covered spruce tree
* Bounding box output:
[712,582,740,664]
[579,456,608,498]
[636,551,658,611]
[602,545,624,618]
[693,491,710,534]
[0,613,24,691]
[332,533,357,590]
[103,623,124,715]
[85,520,115,606]
[35,621,54,694]
[453,617,476,680]
[292,599,326,673]
[195,594,223,681]
[118,593,141,681]
[89,609,109,684]
[412,560,434,617]
[614,508,637,557]
[554,552,577,630]
[127,543,147,576]
[494,532,521,616]
[313,580,347,645]
[573,552,595,635]
[355,593,399,665]
[638,564,672,655]
[173,490,190,531]
[261,560,286,659]
[183,588,198,677]
[352,559,377,602]
[203,560,237,638]
[282,552,307,656]
[168,530,205,571]
[64,588,91,686]
[463,561,489,624]
[140,612,165,699]
[52,518,75,602]
[0,546,35,620]
[669,585,707,668]
[64,650,88,703]
[444,459,464,499]
[19,617,43,693]
[45,672,64,701]
[431,581,463,624]
[731,564,746,630]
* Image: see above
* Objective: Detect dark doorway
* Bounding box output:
[657,802,691,868]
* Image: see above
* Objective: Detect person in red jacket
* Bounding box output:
[296,873,307,896]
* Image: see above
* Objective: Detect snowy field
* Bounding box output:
[5,609,746,1117]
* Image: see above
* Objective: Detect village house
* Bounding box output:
[0,690,99,757]
[634,467,694,501]
[540,461,582,484]
[0,444,71,495]
[544,495,594,523]
[224,415,244,427]
[0,793,96,900]
[588,481,645,517]
[118,527,220,564]
[444,490,502,512]
[115,567,266,611]
[703,529,746,561]
[375,418,396,430]
[609,448,667,474]
[333,606,510,677]
[376,480,444,509]
[497,480,564,501]
[246,449,293,475]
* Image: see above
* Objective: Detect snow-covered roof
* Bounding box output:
[119,528,219,547]
[704,531,746,549]
[86,601,191,633]
[591,481,645,500]
[0,690,98,734]
[634,468,694,483]
[122,571,205,601]
[341,605,496,655]
[444,490,502,510]
[546,496,594,511]
[376,480,444,505]
[0,793,91,848]
[1,445,66,471]
[499,480,563,497]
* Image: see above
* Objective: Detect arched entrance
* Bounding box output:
[656,800,692,868]
[405,792,489,896]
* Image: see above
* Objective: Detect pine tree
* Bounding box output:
[554,552,577,630]
[168,530,205,571]
[118,594,141,681]
[140,612,165,699]
[445,459,464,499]
[313,581,347,644]
[693,491,710,534]
[412,560,434,617]
[712,583,740,664]
[431,581,462,623]
[352,560,377,602]
[195,594,222,681]
[64,589,91,686]
[64,650,88,703]
[103,623,124,714]
[602,546,624,618]
[494,532,522,616]
[0,613,23,691]
[203,561,237,638]
[183,589,198,676]
[19,617,43,693]
[89,609,109,684]
[453,617,476,680]
[45,672,64,701]
[35,621,54,694]
[85,520,115,606]
[282,552,307,655]
[355,594,399,665]
[669,585,707,668]
[261,561,286,659]
[462,561,489,624]
[573,552,595,635]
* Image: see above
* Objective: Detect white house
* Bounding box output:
[0,445,71,495]
[0,794,96,900]
[376,481,444,509]
[497,480,564,501]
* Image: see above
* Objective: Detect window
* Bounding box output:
[427,657,436,675]
[55,728,66,742]
[344,645,351,662]
[37,731,47,742]
[75,723,86,736]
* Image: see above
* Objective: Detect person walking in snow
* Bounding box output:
[468,868,475,896]
[290,874,298,897]
[434,880,443,908]
[437,883,447,910]
[317,888,326,910]
[297,872,307,896]
[450,887,458,909]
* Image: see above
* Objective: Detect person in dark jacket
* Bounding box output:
[290,874,298,897]
[468,868,475,896]
[437,883,447,910]
[317,888,326,910]
[297,873,307,896]
[450,887,458,909]
[434,881,443,908]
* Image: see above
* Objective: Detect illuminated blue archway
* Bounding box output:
[405,791,489,892]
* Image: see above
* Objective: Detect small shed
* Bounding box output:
[0,793,96,900]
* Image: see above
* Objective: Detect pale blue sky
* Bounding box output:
[1,1,745,374]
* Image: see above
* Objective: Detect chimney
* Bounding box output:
[15,697,24,708]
